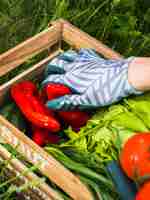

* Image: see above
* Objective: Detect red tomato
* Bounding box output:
[136,182,150,200]
[120,133,150,180]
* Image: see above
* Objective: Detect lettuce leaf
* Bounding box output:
[61,93,150,163]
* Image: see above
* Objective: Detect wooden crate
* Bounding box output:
[0,144,62,200]
[0,19,122,200]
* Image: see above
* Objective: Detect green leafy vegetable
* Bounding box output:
[59,93,150,164]
[45,146,119,200]
[124,94,150,129]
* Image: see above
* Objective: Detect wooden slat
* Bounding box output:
[0,144,62,200]
[0,50,60,105]
[0,22,61,77]
[59,19,123,59]
[0,115,92,200]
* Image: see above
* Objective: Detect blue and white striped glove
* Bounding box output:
[43,48,142,110]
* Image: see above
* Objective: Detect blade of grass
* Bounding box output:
[83,0,110,26]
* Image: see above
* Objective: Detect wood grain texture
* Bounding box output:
[0,144,62,200]
[0,50,60,105]
[0,22,61,77]
[59,19,123,59]
[0,115,92,200]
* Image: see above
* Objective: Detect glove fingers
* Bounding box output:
[58,50,78,62]
[78,48,104,62]
[45,50,78,76]
[45,48,106,78]
[42,74,65,86]
[42,73,81,93]
[59,49,101,62]
[46,96,74,110]
[79,48,102,58]
[45,48,104,77]
[44,57,68,76]
[46,94,98,111]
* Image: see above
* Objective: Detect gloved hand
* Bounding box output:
[43,49,143,110]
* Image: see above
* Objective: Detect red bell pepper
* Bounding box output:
[17,80,37,95]
[46,83,71,100]
[26,94,54,117]
[32,127,60,146]
[32,128,47,146]
[17,81,51,115]
[58,111,90,129]
[45,83,90,129]
[11,81,60,132]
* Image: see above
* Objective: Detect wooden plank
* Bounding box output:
[0,115,92,200]
[0,22,62,77]
[59,19,123,59]
[0,50,60,105]
[0,144,63,200]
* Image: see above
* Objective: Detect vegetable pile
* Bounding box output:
[9,81,90,146]
[2,61,150,200]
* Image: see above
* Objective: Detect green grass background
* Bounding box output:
[0,0,150,57]
[0,0,150,83]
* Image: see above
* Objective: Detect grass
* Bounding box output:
[0,0,150,85]
[0,0,150,56]
[0,0,150,84]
